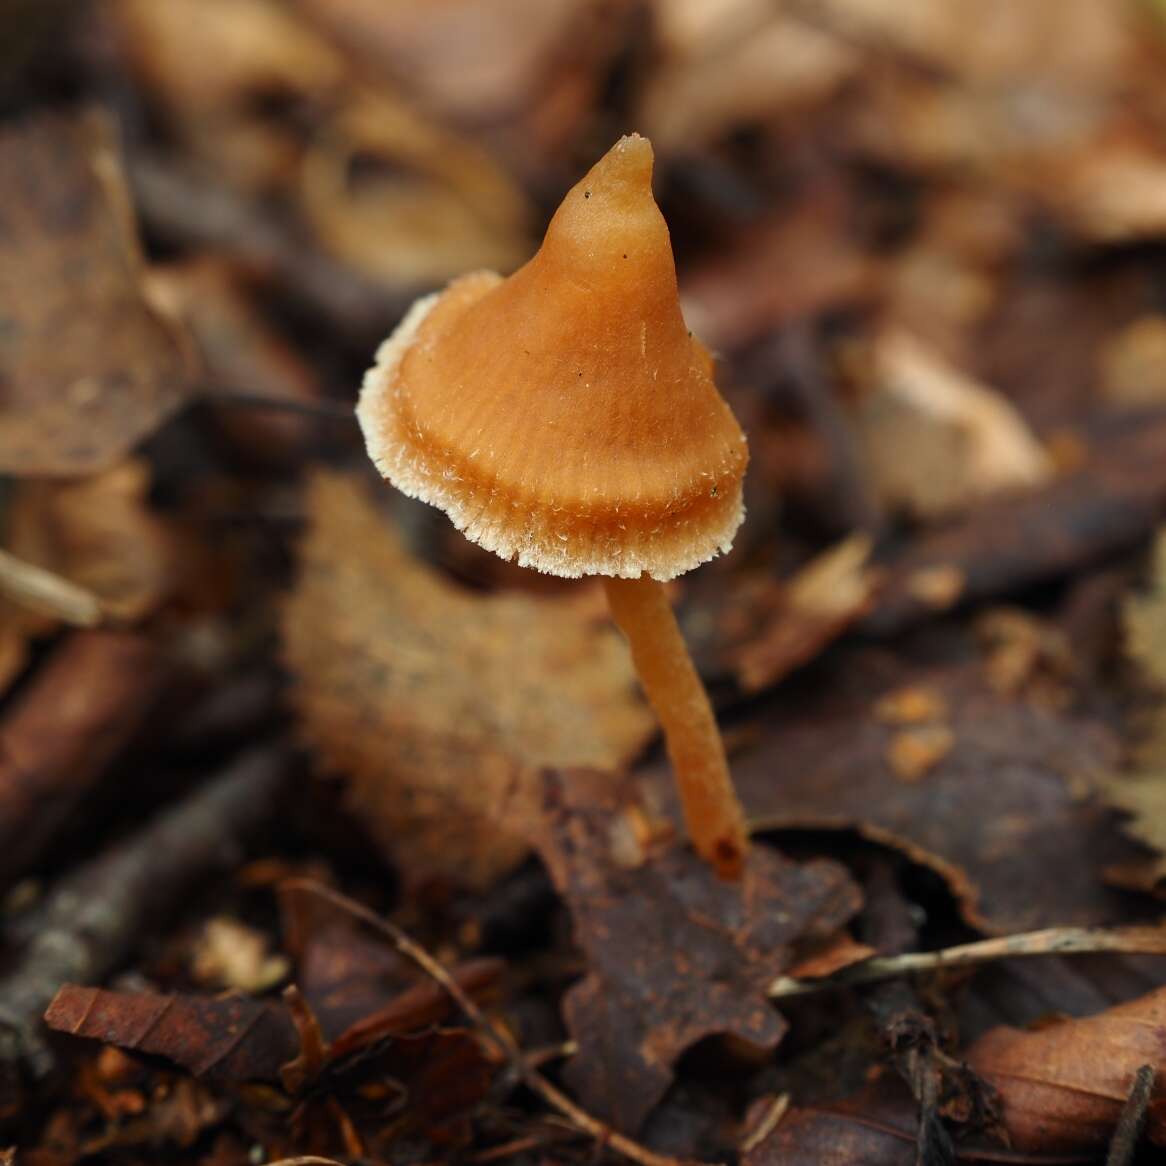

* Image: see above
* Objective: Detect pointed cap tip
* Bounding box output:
[591,132,654,191]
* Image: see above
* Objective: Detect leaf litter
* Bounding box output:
[12,0,1166,1162]
[283,470,654,890]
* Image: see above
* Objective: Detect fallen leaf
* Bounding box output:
[640,13,858,148]
[45,978,496,1146]
[852,331,1053,520]
[1099,316,1166,409]
[283,472,654,890]
[743,1092,917,1166]
[0,110,189,476]
[967,984,1166,1152]
[816,0,1129,86]
[5,462,172,620]
[535,768,862,1133]
[729,535,882,694]
[45,986,299,1085]
[886,724,955,783]
[291,0,609,126]
[724,646,1137,932]
[145,259,322,467]
[113,0,344,194]
[300,94,533,289]
[1102,528,1166,886]
[0,459,176,689]
[681,188,880,353]
[191,918,290,994]
[863,410,1166,636]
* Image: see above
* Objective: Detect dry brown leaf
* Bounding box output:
[817,0,1130,88]
[0,460,175,690]
[0,110,190,475]
[292,0,610,125]
[115,0,344,117]
[1099,316,1166,408]
[1048,138,1166,244]
[1103,528,1166,886]
[681,190,879,352]
[145,258,322,466]
[300,93,533,287]
[730,534,881,693]
[113,0,345,194]
[282,472,654,890]
[640,14,858,148]
[967,984,1166,1152]
[853,331,1053,520]
[536,768,862,1133]
[725,647,1132,932]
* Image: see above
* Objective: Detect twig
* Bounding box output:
[0,745,293,1077]
[1105,1065,1155,1166]
[0,547,101,626]
[281,879,699,1166]
[768,924,1166,998]
[739,1094,790,1155]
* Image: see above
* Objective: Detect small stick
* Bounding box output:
[282,879,700,1166]
[0,745,292,1077]
[1105,1065,1155,1166]
[0,547,101,626]
[768,924,1166,998]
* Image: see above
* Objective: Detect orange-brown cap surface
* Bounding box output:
[357,134,748,580]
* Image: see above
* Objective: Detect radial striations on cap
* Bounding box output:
[357,134,748,580]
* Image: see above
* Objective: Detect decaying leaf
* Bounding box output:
[0,459,176,688]
[743,1087,918,1166]
[1099,316,1166,409]
[300,93,533,288]
[536,768,862,1133]
[640,12,858,148]
[681,191,879,353]
[967,984,1166,1152]
[724,646,1134,932]
[292,0,612,127]
[852,331,1053,520]
[283,472,654,889]
[145,258,322,466]
[0,110,190,476]
[1103,528,1166,886]
[729,534,881,693]
[45,986,299,1085]
[45,976,496,1136]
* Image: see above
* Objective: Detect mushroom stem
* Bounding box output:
[603,574,748,880]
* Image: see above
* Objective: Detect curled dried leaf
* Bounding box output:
[967,984,1166,1151]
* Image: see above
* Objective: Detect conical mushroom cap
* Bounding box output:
[357,134,748,580]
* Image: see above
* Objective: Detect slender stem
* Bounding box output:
[603,575,748,880]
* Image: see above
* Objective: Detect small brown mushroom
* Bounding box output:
[358,134,749,878]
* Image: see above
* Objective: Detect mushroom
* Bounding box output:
[357,134,749,879]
